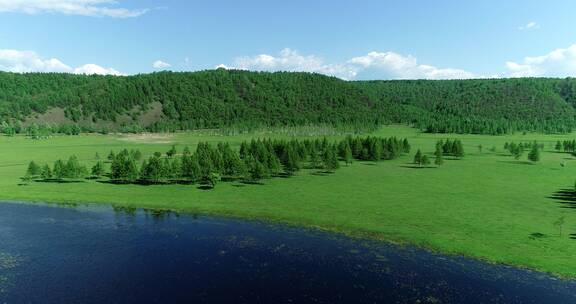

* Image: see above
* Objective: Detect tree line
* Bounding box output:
[23,136,411,188]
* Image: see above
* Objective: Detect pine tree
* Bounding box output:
[434,145,444,166]
[111,150,139,182]
[421,155,430,167]
[555,141,562,151]
[282,145,300,175]
[402,138,411,153]
[343,143,353,166]
[528,143,540,163]
[40,164,52,180]
[413,149,423,165]
[309,146,321,169]
[181,154,201,182]
[91,161,105,178]
[453,140,465,158]
[26,161,41,178]
[53,160,66,180]
[140,155,166,183]
[322,145,340,172]
[245,157,268,182]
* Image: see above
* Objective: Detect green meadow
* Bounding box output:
[2,126,576,277]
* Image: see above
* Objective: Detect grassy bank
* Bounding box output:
[1,126,576,277]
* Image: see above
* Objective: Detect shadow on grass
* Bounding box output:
[36,179,86,184]
[548,188,576,209]
[529,232,547,240]
[400,165,437,169]
[570,234,576,240]
[497,160,534,165]
[240,180,265,186]
[197,185,214,190]
[443,157,462,161]
[275,172,296,179]
[310,171,335,176]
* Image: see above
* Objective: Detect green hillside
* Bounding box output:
[1,70,576,134]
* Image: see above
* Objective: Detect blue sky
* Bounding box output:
[1,0,576,79]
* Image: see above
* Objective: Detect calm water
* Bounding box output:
[0,202,575,304]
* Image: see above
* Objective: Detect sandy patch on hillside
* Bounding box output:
[117,133,174,144]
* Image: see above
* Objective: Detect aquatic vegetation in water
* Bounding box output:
[0,252,21,270]
[0,252,21,295]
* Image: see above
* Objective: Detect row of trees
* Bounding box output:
[504,141,541,162]
[412,139,465,167]
[24,136,411,187]
[555,140,576,154]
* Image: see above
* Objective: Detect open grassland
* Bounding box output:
[2,126,576,277]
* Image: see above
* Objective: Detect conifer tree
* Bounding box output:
[528,143,540,163]
[41,164,52,180]
[434,145,444,166]
[322,145,340,172]
[402,138,411,153]
[26,161,41,178]
[53,160,66,180]
[555,141,562,151]
[91,161,105,178]
[283,145,300,175]
[421,155,430,167]
[181,154,201,182]
[309,146,320,169]
[413,149,423,165]
[454,140,465,158]
[343,143,353,166]
[140,155,166,183]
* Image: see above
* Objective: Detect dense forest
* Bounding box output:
[2,70,576,134]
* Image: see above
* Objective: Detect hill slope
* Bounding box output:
[1,70,576,134]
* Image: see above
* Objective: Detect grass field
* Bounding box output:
[2,126,576,278]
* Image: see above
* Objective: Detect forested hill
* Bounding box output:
[1,69,576,134]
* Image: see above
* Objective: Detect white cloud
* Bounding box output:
[215,64,230,69]
[505,44,576,77]
[220,48,475,80]
[518,21,540,31]
[74,63,123,75]
[347,51,475,80]
[232,48,356,79]
[0,0,148,18]
[0,49,123,75]
[0,49,71,72]
[152,60,171,69]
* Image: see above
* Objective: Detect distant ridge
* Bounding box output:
[0,70,575,134]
